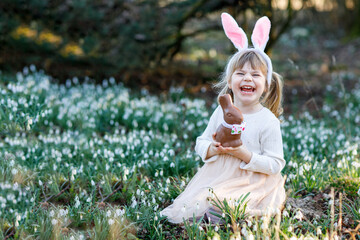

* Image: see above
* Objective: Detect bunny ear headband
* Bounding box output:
[221,12,273,86]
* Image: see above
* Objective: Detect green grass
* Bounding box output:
[0,66,359,239]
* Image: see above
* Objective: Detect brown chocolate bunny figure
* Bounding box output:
[213,94,245,148]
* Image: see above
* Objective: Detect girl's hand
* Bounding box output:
[211,132,242,155]
[206,132,251,163]
[212,142,242,155]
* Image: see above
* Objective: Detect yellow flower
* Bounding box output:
[37,31,62,46]
[60,43,84,57]
[11,25,37,40]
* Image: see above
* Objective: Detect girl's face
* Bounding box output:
[229,61,267,108]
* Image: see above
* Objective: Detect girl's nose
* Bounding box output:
[243,73,252,81]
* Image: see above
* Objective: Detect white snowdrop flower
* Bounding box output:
[160,170,163,176]
[317,227,322,235]
[166,178,170,184]
[86,197,91,203]
[154,215,158,221]
[170,162,175,168]
[108,218,115,225]
[59,209,67,216]
[136,189,141,195]
[261,222,268,230]
[241,226,247,236]
[247,233,255,240]
[252,224,257,232]
[74,195,81,208]
[155,172,158,177]
[115,209,120,217]
[295,210,304,220]
[70,236,75,240]
[131,200,137,208]
[49,210,55,217]
[222,213,225,218]
[51,219,58,225]
[107,210,111,217]
[30,197,34,202]
[214,225,219,232]
[11,168,18,175]
[288,226,293,232]
[283,210,289,217]
[14,214,21,227]
[352,162,360,168]
[13,182,18,190]
[198,226,203,231]
[9,159,15,167]
[246,220,252,227]
[91,180,95,186]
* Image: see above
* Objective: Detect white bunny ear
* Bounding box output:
[221,12,248,50]
[251,16,271,51]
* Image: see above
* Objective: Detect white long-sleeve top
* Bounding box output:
[194,105,286,175]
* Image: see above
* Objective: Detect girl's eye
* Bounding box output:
[237,72,244,75]
[253,74,260,77]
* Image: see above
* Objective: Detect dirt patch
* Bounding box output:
[286,194,329,220]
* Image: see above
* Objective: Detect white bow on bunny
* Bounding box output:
[221,12,273,86]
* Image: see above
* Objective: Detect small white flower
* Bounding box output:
[295,210,303,221]
[11,168,18,175]
[108,218,115,225]
[51,219,58,225]
[91,180,95,186]
[115,209,124,217]
[49,210,55,217]
[214,225,219,232]
[283,210,289,217]
[106,210,111,217]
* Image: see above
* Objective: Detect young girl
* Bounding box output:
[161,13,286,224]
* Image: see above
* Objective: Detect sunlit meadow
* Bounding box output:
[1,66,359,239]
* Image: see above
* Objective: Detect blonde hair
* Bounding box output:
[214,50,283,118]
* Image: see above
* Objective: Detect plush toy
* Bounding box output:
[214,94,246,148]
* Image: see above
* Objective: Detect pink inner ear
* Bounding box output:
[251,16,271,50]
[221,13,248,50]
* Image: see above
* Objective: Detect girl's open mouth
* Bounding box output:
[240,86,255,93]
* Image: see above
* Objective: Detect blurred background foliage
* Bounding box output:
[0,0,359,91]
